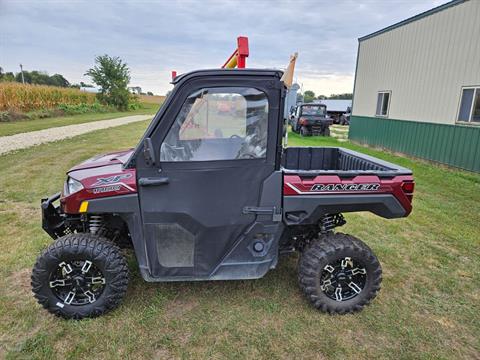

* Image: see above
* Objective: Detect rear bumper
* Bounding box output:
[41,192,65,239]
[304,120,332,127]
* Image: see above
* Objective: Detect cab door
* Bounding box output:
[136,74,282,279]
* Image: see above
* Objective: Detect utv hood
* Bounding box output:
[69,149,134,172]
[62,149,137,213]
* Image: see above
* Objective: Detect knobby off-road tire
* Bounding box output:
[31,233,128,319]
[298,233,382,314]
[300,126,309,137]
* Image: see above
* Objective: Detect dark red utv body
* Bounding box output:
[59,149,137,214]
[58,147,413,218]
[35,69,414,319]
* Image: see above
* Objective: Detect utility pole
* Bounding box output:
[19,64,25,84]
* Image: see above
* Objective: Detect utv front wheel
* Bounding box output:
[31,233,128,319]
[298,233,382,314]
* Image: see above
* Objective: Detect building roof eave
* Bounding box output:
[358,0,467,42]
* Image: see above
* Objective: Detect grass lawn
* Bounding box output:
[0,103,159,137]
[0,123,478,359]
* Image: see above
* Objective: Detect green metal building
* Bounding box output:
[350,0,480,172]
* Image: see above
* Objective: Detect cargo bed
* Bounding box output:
[281,147,414,222]
[282,147,412,177]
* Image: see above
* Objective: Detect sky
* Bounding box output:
[0,0,449,96]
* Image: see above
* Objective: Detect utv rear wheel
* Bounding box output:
[31,233,128,319]
[298,233,381,314]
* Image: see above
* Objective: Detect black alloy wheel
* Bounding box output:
[298,233,382,314]
[48,259,106,306]
[319,256,367,302]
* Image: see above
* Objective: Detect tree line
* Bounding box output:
[0,67,96,89]
[300,90,352,103]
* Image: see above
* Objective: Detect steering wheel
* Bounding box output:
[237,152,257,159]
[160,142,179,161]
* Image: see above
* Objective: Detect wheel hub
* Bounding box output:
[335,272,348,283]
[49,260,106,306]
[73,275,85,287]
[320,257,367,302]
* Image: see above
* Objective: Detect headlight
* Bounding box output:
[65,177,84,195]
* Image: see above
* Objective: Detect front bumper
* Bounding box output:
[41,192,66,239]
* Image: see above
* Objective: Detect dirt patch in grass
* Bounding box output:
[164,296,199,320]
[6,267,32,297]
[153,347,176,359]
[0,200,38,219]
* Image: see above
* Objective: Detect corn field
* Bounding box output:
[0,82,97,112]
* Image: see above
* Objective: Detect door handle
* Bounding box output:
[138,177,169,186]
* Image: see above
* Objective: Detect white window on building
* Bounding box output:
[457,87,480,123]
[375,91,391,117]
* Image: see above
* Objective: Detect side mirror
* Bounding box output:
[143,137,156,167]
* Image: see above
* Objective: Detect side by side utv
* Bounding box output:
[289,103,333,136]
[33,69,414,319]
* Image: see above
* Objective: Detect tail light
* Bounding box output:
[299,117,307,125]
[401,181,415,202]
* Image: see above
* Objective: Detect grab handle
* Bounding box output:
[138,177,169,186]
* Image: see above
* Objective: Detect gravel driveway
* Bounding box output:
[0,114,152,156]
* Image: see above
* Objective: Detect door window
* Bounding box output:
[161,87,269,161]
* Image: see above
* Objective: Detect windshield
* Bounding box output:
[301,105,325,116]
